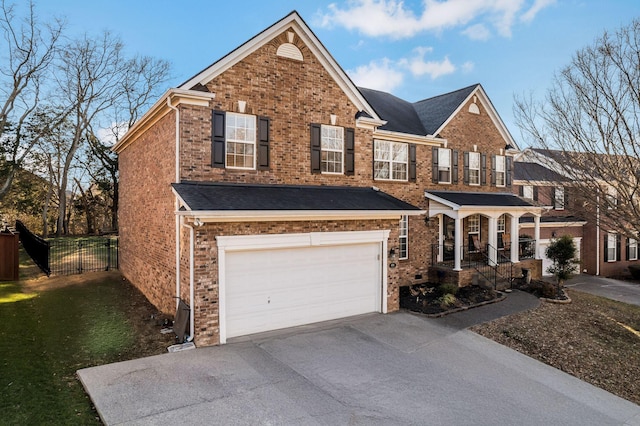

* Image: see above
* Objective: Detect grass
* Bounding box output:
[0,251,174,424]
[472,288,640,405]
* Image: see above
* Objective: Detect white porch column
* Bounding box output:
[510,215,520,263]
[437,215,443,262]
[454,217,462,271]
[488,216,497,266]
[534,215,541,259]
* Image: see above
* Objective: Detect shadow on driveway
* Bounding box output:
[78,291,640,425]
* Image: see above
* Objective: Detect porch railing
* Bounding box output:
[431,238,536,267]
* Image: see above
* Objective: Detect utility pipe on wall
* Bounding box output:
[181,222,196,342]
[167,97,181,310]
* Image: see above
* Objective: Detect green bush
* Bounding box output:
[437,283,459,296]
[438,293,458,309]
[629,265,640,280]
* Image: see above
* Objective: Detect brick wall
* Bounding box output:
[118,112,177,314]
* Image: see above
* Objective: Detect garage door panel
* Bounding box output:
[225,242,381,338]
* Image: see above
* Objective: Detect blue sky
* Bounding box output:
[35,0,640,146]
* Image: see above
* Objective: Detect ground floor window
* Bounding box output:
[628,238,638,261]
[399,215,408,260]
[497,214,506,249]
[468,214,481,252]
[606,232,617,262]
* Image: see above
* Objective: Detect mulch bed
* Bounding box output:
[400,283,501,315]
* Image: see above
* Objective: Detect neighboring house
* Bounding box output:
[515,148,639,277]
[113,11,544,346]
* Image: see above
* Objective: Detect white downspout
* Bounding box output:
[167,97,181,310]
[182,222,196,342]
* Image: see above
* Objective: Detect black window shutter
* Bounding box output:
[432,147,439,183]
[518,186,524,196]
[533,186,539,201]
[409,144,417,182]
[481,154,487,185]
[564,188,569,208]
[463,152,469,184]
[626,237,631,261]
[452,150,459,184]
[616,234,621,261]
[310,123,321,174]
[211,110,226,168]
[490,155,496,186]
[604,235,609,262]
[506,156,513,187]
[257,116,270,170]
[345,127,355,176]
[551,187,556,207]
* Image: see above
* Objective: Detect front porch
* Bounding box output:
[425,190,546,288]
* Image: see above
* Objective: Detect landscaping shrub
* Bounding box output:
[437,283,459,296]
[628,265,640,280]
[437,293,458,309]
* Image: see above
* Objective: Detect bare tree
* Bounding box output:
[0,0,64,199]
[54,31,126,236]
[515,18,640,237]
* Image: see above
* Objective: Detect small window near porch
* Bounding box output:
[399,215,408,260]
[497,214,506,249]
[468,214,481,252]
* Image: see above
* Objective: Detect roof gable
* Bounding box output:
[179,11,380,121]
[358,87,427,135]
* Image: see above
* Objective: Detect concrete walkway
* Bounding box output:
[78,291,640,426]
[565,274,640,306]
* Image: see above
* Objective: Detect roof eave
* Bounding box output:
[175,209,425,223]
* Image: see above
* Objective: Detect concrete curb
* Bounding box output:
[540,289,572,304]
[407,292,507,318]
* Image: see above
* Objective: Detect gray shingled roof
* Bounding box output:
[412,85,478,135]
[426,190,534,207]
[358,84,479,136]
[357,87,427,135]
[172,182,422,211]
[514,162,569,182]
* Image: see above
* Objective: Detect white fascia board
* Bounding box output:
[176,209,425,223]
[178,12,380,121]
[425,192,460,210]
[433,85,519,151]
[112,89,217,153]
[356,116,387,130]
[520,221,587,228]
[217,230,391,251]
[373,129,444,146]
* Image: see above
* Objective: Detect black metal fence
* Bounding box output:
[16,220,51,276]
[48,237,119,275]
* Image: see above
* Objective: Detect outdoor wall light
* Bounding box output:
[193,218,204,227]
[389,248,396,259]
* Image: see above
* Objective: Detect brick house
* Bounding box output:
[515,148,639,277]
[113,11,543,346]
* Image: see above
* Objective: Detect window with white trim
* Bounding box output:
[497,214,506,249]
[226,112,256,169]
[607,233,617,262]
[468,152,480,185]
[554,186,565,210]
[374,140,408,181]
[495,155,505,186]
[321,125,344,173]
[523,185,534,199]
[399,215,408,260]
[438,148,452,183]
[468,214,481,252]
[629,238,638,261]
[606,186,618,210]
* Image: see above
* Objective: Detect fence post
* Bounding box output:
[106,239,111,271]
[78,240,83,274]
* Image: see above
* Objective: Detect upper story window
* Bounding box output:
[226,113,256,169]
[320,125,344,174]
[399,215,408,260]
[494,155,505,187]
[554,186,565,210]
[211,110,270,170]
[438,148,452,183]
[523,185,534,199]
[468,152,480,185]
[606,186,618,210]
[374,140,408,181]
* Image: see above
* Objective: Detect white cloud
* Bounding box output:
[403,47,456,79]
[319,0,553,39]
[462,23,491,40]
[462,61,475,73]
[348,58,404,91]
[521,0,556,23]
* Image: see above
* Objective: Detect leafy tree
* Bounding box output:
[515,18,640,238]
[545,235,578,297]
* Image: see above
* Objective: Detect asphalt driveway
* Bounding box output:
[78,300,640,425]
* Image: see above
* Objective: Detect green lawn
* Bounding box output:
[0,253,174,424]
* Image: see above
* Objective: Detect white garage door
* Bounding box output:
[224,241,382,339]
[539,238,581,276]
